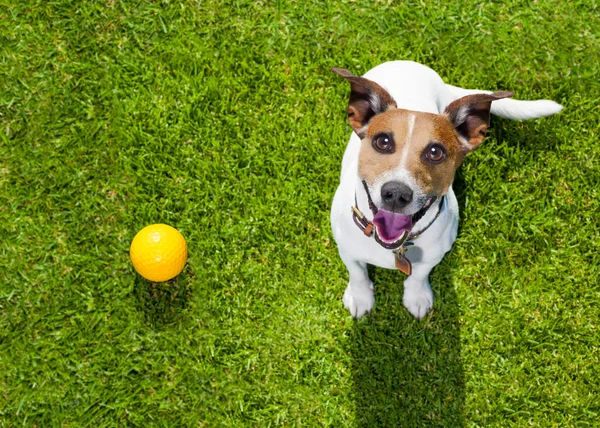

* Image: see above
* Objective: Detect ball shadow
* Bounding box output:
[131,264,193,328]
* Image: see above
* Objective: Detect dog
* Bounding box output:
[330,61,563,320]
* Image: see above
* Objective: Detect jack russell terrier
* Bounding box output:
[330,61,562,320]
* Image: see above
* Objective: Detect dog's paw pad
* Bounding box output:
[343,284,374,319]
[403,288,433,320]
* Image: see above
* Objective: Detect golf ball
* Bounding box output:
[130,224,188,282]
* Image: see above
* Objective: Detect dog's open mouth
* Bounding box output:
[372,211,412,244]
[372,197,436,244]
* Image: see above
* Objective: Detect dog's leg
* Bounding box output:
[403,263,436,320]
[340,252,374,319]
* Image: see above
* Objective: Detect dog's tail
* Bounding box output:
[445,84,563,120]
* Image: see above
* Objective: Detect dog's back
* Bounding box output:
[362,61,453,114]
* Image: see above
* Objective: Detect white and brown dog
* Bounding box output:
[330,61,562,320]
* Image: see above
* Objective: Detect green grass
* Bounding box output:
[1,0,599,425]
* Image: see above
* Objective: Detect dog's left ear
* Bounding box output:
[331,67,397,138]
[444,91,514,152]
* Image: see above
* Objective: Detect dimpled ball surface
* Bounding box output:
[130,224,187,282]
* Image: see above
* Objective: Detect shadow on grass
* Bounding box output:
[131,265,192,327]
[350,173,467,427]
[350,261,465,427]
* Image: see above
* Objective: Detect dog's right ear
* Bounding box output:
[444,91,514,152]
[331,67,397,138]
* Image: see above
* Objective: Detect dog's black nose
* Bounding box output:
[381,181,413,210]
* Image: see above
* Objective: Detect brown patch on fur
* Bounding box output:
[409,114,465,195]
[358,109,465,197]
[358,110,410,183]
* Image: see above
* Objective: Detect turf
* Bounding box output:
[1,0,599,426]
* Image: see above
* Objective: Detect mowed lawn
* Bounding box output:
[1,0,599,426]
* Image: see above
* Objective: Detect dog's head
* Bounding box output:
[332,67,512,242]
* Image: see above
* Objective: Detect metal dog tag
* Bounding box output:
[394,247,412,276]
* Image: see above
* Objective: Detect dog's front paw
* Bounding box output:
[403,285,433,320]
[343,283,374,319]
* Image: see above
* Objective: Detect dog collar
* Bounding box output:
[351,181,445,275]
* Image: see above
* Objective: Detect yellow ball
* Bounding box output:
[130,224,188,282]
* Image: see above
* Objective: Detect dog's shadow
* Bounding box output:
[348,117,561,426]
[349,173,467,427]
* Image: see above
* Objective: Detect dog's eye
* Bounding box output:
[372,133,395,154]
[423,143,447,163]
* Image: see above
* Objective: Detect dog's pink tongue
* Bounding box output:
[372,210,412,242]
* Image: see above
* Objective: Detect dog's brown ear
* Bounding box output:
[444,91,514,152]
[331,67,397,138]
